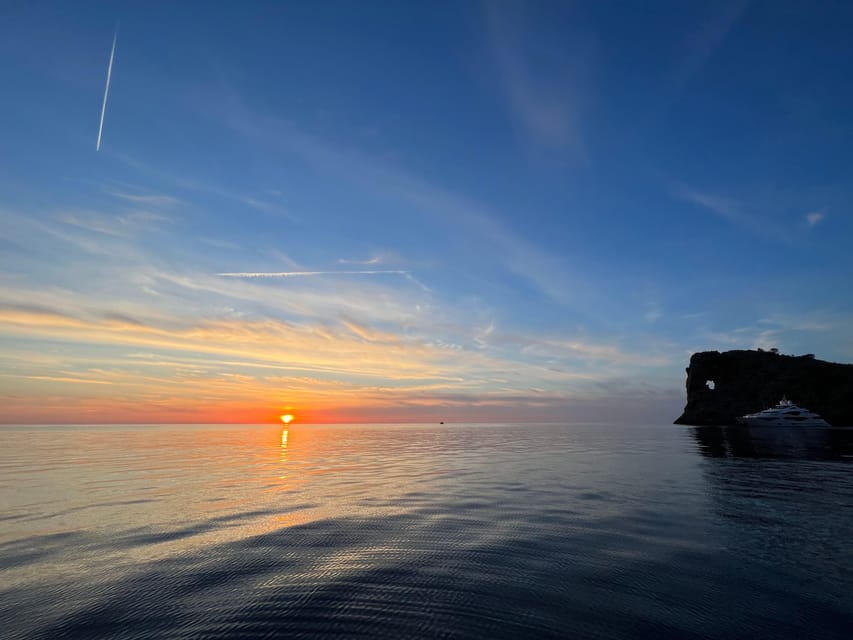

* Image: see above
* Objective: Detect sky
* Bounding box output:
[1,0,852,424]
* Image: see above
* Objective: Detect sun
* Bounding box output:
[280,414,294,424]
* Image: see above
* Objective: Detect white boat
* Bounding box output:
[736,397,830,427]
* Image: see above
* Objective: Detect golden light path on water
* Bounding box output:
[280,428,288,466]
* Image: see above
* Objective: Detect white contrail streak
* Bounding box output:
[217,270,409,278]
[96,27,118,152]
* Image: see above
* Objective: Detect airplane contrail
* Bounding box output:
[96,26,118,152]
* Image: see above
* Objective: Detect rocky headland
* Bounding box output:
[675,349,853,426]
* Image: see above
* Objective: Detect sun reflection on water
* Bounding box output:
[280,428,288,467]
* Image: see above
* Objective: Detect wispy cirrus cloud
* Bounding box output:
[644,302,663,323]
[673,185,743,223]
[483,1,590,155]
[0,205,421,329]
[666,1,748,97]
[104,190,180,207]
[215,96,590,307]
[0,303,464,382]
[671,183,788,242]
[200,237,241,250]
[699,309,852,358]
[502,332,670,368]
[1,207,146,260]
[0,301,634,391]
[806,211,825,227]
[110,151,297,221]
[216,270,410,278]
[7,374,115,386]
[0,276,676,423]
[216,268,433,293]
[338,255,383,265]
[60,209,172,236]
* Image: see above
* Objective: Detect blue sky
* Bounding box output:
[1,1,852,423]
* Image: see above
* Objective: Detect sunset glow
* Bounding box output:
[280,414,294,424]
[2,2,852,426]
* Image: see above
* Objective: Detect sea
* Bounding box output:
[1,423,851,639]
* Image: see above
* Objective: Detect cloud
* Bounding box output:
[0,303,463,381]
[520,337,670,367]
[671,183,788,242]
[216,270,410,278]
[673,185,742,223]
[667,1,748,96]
[469,323,671,368]
[701,309,848,356]
[147,268,428,326]
[210,93,593,307]
[60,210,172,236]
[0,303,596,418]
[0,283,679,424]
[757,312,835,334]
[3,203,430,333]
[338,256,383,265]
[238,196,282,214]
[644,303,662,323]
[0,214,686,424]
[110,151,297,221]
[105,190,180,207]
[11,374,115,386]
[483,1,589,155]
[200,237,241,250]
[806,211,825,227]
[401,272,432,293]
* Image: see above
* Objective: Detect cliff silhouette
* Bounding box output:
[675,349,853,426]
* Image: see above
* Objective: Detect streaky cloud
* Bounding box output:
[110,151,297,221]
[96,25,118,152]
[806,211,825,227]
[216,270,409,278]
[338,256,382,265]
[484,1,588,155]
[402,272,432,293]
[670,182,790,243]
[215,96,592,308]
[105,190,179,207]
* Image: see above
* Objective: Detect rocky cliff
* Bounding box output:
[674,350,853,426]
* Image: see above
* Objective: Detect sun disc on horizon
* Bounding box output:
[280,414,294,424]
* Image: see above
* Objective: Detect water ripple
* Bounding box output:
[0,423,851,639]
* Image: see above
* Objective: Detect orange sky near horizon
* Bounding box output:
[0,304,683,425]
[5,2,853,428]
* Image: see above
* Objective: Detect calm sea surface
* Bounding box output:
[1,423,851,639]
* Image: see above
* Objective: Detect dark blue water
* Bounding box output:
[1,423,851,639]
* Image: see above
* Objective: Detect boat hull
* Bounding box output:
[735,416,830,427]
[735,399,831,427]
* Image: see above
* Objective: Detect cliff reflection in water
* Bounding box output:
[692,425,853,461]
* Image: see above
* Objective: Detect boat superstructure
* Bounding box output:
[736,397,830,427]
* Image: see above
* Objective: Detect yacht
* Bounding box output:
[736,397,830,427]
